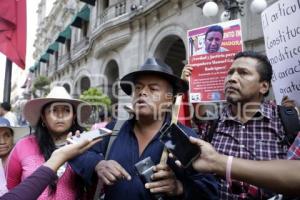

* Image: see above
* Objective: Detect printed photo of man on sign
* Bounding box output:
[187,19,243,103]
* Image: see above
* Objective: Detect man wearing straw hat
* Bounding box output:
[70,58,218,200]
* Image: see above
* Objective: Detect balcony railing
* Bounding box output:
[115,1,126,17]
[98,0,127,26]
[140,0,152,6]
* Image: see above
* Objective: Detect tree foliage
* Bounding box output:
[80,87,111,108]
[80,88,112,126]
[32,76,50,98]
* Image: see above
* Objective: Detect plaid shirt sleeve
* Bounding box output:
[287,131,300,160]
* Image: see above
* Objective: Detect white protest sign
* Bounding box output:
[262,0,300,106]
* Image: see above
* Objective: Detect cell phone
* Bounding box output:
[159,123,200,168]
[135,157,165,200]
[135,157,155,183]
[67,127,112,144]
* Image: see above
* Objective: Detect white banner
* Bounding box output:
[261,0,300,106]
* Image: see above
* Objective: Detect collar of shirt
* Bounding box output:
[127,113,172,141]
[220,101,275,123]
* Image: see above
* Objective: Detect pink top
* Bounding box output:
[5,135,78,200]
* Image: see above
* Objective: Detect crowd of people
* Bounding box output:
[0,50,299,200]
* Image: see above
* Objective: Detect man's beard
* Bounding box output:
[226,95,238,105]
[226,94,258,106]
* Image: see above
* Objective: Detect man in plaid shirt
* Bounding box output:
[183,51,296,199]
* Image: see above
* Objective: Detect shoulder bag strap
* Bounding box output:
[94,119,126,200]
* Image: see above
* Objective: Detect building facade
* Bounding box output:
[32,0,276,110]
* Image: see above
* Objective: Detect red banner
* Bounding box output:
[187,20,243,102]
[0,0,27,69]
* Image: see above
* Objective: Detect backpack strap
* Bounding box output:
[93,119,126,200]
[104,119,126,159]
[205,118,219,143]
[277,105,300,146]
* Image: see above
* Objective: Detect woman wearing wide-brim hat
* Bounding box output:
[6,86,93,200]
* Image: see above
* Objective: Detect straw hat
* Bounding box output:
[120,58,188,95]
[23,86,91,126]
[0,117,29,143]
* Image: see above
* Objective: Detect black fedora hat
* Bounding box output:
[120,58,188,95]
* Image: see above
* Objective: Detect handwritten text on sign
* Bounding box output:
[262,0,300,106]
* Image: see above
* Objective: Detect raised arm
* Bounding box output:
[186,137,300,196]
[1,139,100,200]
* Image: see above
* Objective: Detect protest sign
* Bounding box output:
[262,0,300,106]
[187,19,243,103]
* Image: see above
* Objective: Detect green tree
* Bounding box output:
[32,76,50,98]
[80,87,111,107]
[80,87,112,125]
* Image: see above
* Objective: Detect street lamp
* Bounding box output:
[201,0,267,21]
[202,1,219,17]
[250,0,268,14]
